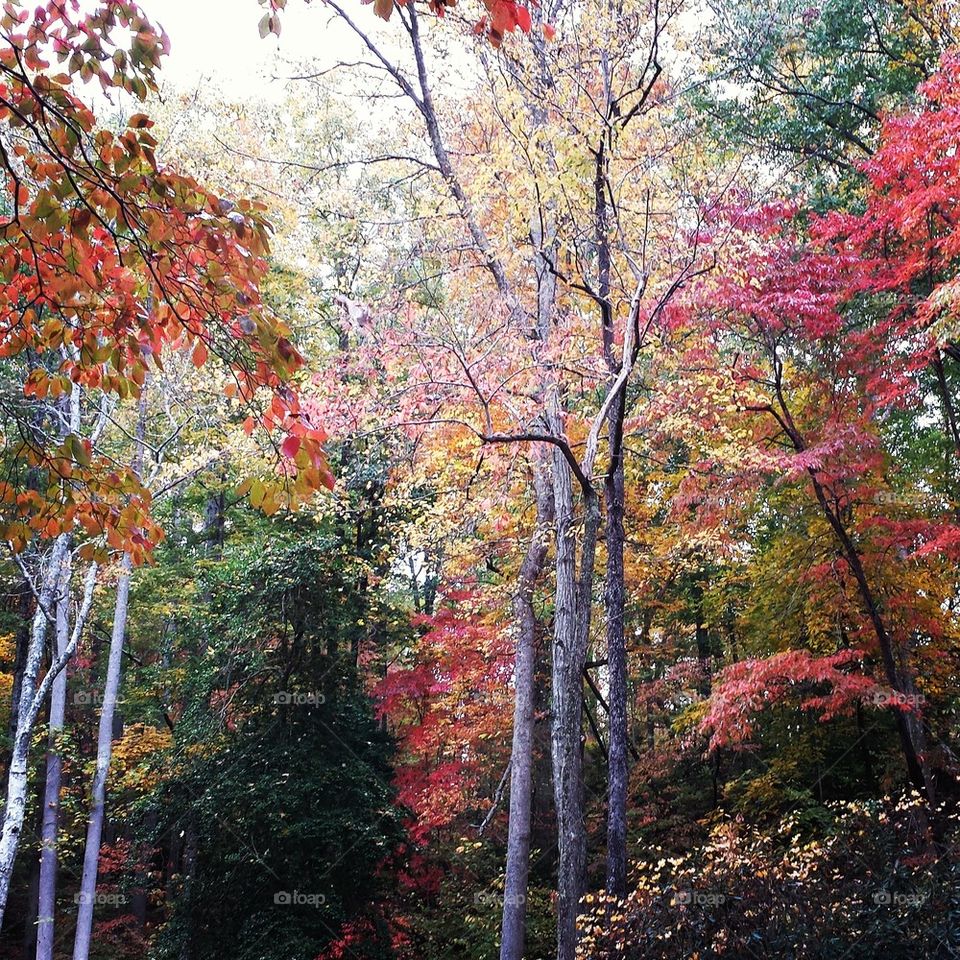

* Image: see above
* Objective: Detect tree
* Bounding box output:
[0,0,331,928]
[146,520,409,960]
[696,0,954,202]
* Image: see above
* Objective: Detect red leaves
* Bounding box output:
[701,649,876,751]
[477,0,533,46]
[373,597,511,835]
[191,340,209,367]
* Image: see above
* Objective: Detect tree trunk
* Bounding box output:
[771,361,935,801]
[500,457,553,960]
[550,442,600,960]
[73,385,147,960]
[35,559,73,960]
[0,534,71,927]
[130,806,158,932]
[22,837,40,956]
[603,391,628,899]
[6,579,33,781]
[693,579,712,697]
[178,824,199,960]
[71,551,133,960]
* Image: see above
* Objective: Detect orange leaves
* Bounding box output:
[22,367,70,400]
[0,434,163,564]
[373,0,394,21]
[0,1,334,560]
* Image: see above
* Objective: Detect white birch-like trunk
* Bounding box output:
[0,535,71,927]
[71,551,133,960]
[35,554,72,960]
[73,385,145,960]
[34,559,97,958]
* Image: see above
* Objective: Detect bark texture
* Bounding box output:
[500,458,554,960]
[72,551,133,960]
[35,560,72,960]
[0,534,70,927]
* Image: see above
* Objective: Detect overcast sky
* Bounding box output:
[143,0,362,98]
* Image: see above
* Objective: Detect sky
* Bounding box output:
[142,0,364,98]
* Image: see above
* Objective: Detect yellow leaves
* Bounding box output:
[0,633,14,722]
[0,634,15,664]
[113,723,173,791]
[113,723,172,764]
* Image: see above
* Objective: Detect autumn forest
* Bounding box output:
[0,0,959,958]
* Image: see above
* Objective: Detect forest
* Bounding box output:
[0,0,959,957]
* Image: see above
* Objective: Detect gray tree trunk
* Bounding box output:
[500,457,553,960]
[6,580,32,781]
[604,392,628,898]
[73,388,146,960]
[71,551,133,960]
[35,556,72,960]
[29,558,97,956]
[550,439,600,960]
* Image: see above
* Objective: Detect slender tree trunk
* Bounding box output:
[500,457,553,960]
[130,806,158,932]
[803,462,933,799]
[176,482,226,960]
[0,534,71,927]
[603,392,628,899]
[933,350,960,454]
[6,580,32,779]
[693,579,712,697]
[22,836,41,956]
[771,360,935,800]
[551,457,584,960]
[35,556,73,960]
[550,440,600,960]
[6,404,48,786]
[73,389,146,960]
[71,551,133,960]
[177,826,199,960]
